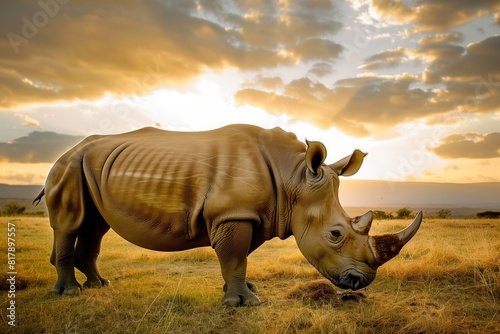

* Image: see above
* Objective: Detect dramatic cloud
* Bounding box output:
[16,113,41,129]
[2,1,498,135]
[0,0,343,108]
[356,35,500,116]
[431,36,500,79]
[1,0,499,184]
[235,74,452,137]
[244,76,284,91]
[237,32,500,132]
[0,132,84,163]
[335,75,439,122]
[371,0,500,34]
[418,32,464,46]
[358,47,408,70]
[216,0,342,48]
[290,38,343,61]
[235,77,372,137]
[234,86,371,135]
[308,62,335,77]
[358,43,465,72]
[360,35,500,81]
[430,132,500,159]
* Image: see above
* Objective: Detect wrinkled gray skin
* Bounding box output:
[34,125,422,306]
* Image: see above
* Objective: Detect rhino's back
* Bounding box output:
[78,125,297,250]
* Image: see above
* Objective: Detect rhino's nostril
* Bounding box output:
[339,273,363,290]
[353,277,361,290]
[348,274,361,290]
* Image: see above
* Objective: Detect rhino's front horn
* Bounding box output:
[369,211,423,266]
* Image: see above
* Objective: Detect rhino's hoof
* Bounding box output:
[222,293,261,307]
[50,285,82,296]
[84,281,101,289]
[83,278,110,289]
[242,295,261,306]
[62,286,82,296]
[50,286,81,296]
[222,297,242,307]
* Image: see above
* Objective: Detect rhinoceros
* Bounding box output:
[34,124,422,306]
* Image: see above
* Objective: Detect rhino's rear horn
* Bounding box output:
[351,211,373,235]
[369,211,423,266]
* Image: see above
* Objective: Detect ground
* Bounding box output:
[1,217,499,333]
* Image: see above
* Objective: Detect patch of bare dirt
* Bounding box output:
[287,280,366,305]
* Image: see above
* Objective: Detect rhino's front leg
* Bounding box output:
[212,221,261,307]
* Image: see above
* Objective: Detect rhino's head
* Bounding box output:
[290,141,422,290]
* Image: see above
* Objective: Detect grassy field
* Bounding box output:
[1,217,499,333]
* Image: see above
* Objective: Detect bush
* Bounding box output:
[436,209,452,219]
[395,207,413,219]
[1,202,26,216]
[477,211,500,219]
[373,210,393,220]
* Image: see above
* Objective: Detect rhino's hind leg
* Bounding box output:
[213,221,261,307]
[51,230,82,296]
[74,218,110,289]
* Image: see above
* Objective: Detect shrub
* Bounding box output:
[373,210,393,220]
[395,207,413,219]
[436,209,452,219]
[1,202,26,216]
[477,211,500,219]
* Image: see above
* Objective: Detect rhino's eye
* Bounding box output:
[330,230,343,242]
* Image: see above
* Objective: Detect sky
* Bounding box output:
[0,0,499,186]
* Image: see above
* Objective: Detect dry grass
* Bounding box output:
[1,217,499,333]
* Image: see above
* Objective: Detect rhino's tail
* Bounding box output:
[33,188,45,206]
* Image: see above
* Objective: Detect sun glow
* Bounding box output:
[1,163,53,185]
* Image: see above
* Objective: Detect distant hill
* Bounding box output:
[0,184,44,199]
[1,181,499,218]
[339,180,500,209]
[0,184,47,214]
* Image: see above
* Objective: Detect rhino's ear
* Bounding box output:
[329,149,367,176]
[305,140,327,176]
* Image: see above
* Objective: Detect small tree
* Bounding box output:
[2,202,26,216]
[373,210,393,220]
[396,207,413,219]
[436,209,451,219]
